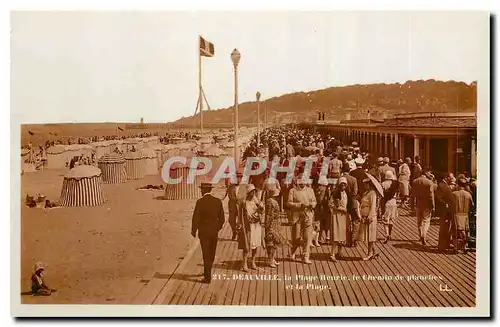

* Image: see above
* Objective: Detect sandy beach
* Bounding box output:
[20,168,225,304]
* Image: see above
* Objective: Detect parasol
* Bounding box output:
[364,173,384,197]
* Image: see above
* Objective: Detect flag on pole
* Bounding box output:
[118,127,124,131]
[199,36,215,57]
[28,130,34,136]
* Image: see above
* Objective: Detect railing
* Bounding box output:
[393,112,476,119]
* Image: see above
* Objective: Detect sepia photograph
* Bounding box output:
[10,9,490,317]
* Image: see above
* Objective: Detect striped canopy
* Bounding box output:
[65,165,102,179]
[138,148,157,159]
[202,145,228,157]
[98,153,127,184]
[46,144,66,154]
[60,165,105,206]
[124,151,144,160]
[98,152,126,164]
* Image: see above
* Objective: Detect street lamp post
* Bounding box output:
[265,106,267,130]
[256,91,261,146]
[231,49,241,165]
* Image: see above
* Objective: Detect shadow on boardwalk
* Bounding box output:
[154,206,476,307]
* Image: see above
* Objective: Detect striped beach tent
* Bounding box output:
[145,136,159,148]
[93,141,110,160]
[98,152,127,183]
[178,142,196,157]
[200,145,229,184]
[139,148,158,175]
[59,165,105,207]
[124,151,146,180]
[46,144,67,169]
[164,163,200,200]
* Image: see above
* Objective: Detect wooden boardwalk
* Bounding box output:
[157,206,476,307]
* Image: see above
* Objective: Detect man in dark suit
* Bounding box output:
[191,182,225,283]
[435,172,456,252]
[342,166,359,247]
[411,170,435,246]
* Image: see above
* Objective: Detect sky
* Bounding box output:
[10,11,489,123]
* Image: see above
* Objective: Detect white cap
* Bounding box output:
[354,157,365,165]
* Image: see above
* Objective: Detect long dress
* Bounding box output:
[330,190,348,242]
[238,196,264,251]
[265,197,285,249]
[382,180,398,225]
[357,190,378,242]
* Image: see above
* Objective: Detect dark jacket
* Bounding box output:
[350,168,367,199]
[192,194,225,238]
[434,181,455,217]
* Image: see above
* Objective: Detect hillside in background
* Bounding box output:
[173,80,477,126]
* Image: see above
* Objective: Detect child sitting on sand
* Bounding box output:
[31,262,54,296]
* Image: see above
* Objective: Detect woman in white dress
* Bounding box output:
[357,178,379,261]
[237,184,265,271]
[328,177,349,262]
[382,170,399,243]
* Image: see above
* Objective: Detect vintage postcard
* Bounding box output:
[11,10,490,317]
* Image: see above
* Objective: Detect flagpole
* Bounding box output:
[199,37,204,137]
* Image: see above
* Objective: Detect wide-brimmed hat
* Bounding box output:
[34,261,45,272]
[268,187,280,197]
[363,173,384,196]
[377,157,384,163]
[354,157,365,166]
[338,177,347,185]
[383,157,390,164]
[246,184,256,193]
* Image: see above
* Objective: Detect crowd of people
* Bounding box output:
[221,124,476,272]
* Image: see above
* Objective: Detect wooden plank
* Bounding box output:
[388,211,469,307]
[343,243,391,306]
[379,233,454,307]
[158,202,476,307]
[304,245,318,306]
[385,212,458,307]
[295,246,310,306]
[393,212,475,306]
[333,246,363,306]
[165,279,185,305]
[284,225,300,306]
[309,245,327,306]
[207,223,235,305]
[213,246,239,304]
[315,241,343,306]
[340,245,378,306]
